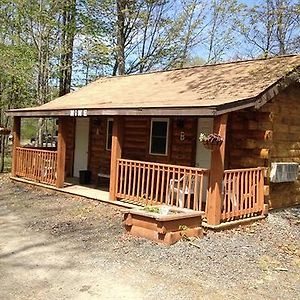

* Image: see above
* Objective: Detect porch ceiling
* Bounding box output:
[7,55,300,117]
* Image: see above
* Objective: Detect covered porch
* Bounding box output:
[10,114,266,227]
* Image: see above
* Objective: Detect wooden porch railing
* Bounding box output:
[221,167,266,222]
[116,158,209,211]
[15,147,58,186]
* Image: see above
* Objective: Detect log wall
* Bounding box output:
[87,116,198,183]
[65,117,75,177]
[263,85,300,208]
[227,84,300,209]
[88,118,111,183]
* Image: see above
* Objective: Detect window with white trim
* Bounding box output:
[149,118,169,155]
[106,119,113,150]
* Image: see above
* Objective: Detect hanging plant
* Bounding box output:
[199,133,223,150]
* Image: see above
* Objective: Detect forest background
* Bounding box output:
[0,0,299,171]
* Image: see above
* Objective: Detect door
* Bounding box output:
[196,118,213,168]
[195,118,214,207]
[73,118,90,177]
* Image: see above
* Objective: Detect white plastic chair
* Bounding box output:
[168,175,195,208]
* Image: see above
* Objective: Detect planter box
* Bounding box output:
[123,206,204,245]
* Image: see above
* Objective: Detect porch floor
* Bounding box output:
[10,176,137,209]
[62,184,110,202]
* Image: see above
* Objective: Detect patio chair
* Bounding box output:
[222,178,239,211]
[168,175,195,208]
[42,158,57,180]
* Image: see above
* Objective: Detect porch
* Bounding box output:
[11,134,266,227]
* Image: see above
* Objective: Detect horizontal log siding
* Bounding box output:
[122,117,150,161]
[88,116,197,184]
[227,84,300,209]
[264,85,300,208]
[169,117,197,166]
[122,116,197,166]
[88,117,111,183]
[226,109,270,169]
[65,117,75,177]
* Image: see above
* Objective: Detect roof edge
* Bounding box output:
[5,107,218,117]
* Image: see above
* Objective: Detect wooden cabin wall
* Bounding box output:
[122,116,197,166]
[88,117,111,183]
[65,117,75,177]
[87,116,198,184]
[227,84,300,209]
[262,85,300,209]
[169,117,197,166]
[226,108,270,169]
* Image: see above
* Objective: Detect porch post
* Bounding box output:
[56,117,67,188]
[109,116,123,201]
[11,116,21,177]
[207,113,228,226]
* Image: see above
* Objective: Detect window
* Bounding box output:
[149,118,169,155]
[106,119,113,150]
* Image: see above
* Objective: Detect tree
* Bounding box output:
[59,0,77,96]
[116,0,126,75]
[238,0,300,58]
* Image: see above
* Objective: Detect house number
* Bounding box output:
[180,131,185,141]
[70,109,88,117]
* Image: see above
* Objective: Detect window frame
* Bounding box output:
[149,117,169,156]
[105,118,113,151]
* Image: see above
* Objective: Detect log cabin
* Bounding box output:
[6,55,300,228]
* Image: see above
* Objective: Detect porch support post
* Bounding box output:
[56,117,67,188]
[109,116,123,201]
[11,116,21,177]
[207,113,228,226]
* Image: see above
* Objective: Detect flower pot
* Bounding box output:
[202,140,223,150]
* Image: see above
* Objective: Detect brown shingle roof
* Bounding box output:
[7,55,300,116]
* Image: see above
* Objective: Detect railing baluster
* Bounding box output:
[131,161,136,200]
[119,160,124,197]
[136,162,141,202]
[141,163,146,203]
[127,161,132,199]
[186,169,192,209]
[145,164,150,205]
[165,166,171,205]
[175,167,181,207]
[150,164,155,205]
[160,166,165,204]
[255,170,259,212]
[123,161,128,196]
[116,159,120,197]
[155,165,160,204]
[195,171,202,211]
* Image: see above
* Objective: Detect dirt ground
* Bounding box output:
[0,174,299,300]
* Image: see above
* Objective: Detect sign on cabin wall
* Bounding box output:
[70,109,88,117]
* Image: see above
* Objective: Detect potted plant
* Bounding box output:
[199,133,223,150]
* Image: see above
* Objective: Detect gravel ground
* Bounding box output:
[0,174,299,300]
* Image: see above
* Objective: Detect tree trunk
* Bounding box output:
[276,0,286,55]
[116,0,126,75]
[59,0,76,96]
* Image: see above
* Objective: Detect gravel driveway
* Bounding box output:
[0,174,299,300]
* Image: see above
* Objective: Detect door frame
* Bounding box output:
[73,117,90,177]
